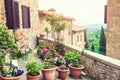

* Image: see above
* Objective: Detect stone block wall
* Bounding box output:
[107,0,120,59]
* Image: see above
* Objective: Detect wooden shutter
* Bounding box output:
[4,0,20,29]
[4,0,14,29]
[22,5,30,28]
[13,1,20,29]
[104,5,107,24]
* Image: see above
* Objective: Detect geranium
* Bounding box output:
[41,48,49,53]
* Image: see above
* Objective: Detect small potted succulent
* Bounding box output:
[25,60,43,80]
[65,51,84,79]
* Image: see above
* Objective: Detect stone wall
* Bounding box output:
[65,44,120,80]
[0,0,6,25]
[0,0,41,49]
[41,38,120,80]
[107,0,120,59]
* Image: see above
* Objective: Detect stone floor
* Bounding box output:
[18,50,92,80]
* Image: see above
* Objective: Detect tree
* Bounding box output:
[45,15,67,42]
[99,26,106,54]
[44,27,51,45]
[84,30,89,49]
[54,21,67,42]
[91,44,95,51]
[45,15,60,39]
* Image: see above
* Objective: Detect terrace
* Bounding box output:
[0,24,120,80]
[15,37,120,80]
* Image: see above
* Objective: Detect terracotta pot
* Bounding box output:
[68,64,84,79]
[26,73,40,80]
[42,66,56,80]
[56,66,69,79]
[40,34,45,37]
[0,75,22,80]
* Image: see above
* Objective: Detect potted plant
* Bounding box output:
[25,60,43,80]
[41,60,56,80]
[65,51,84,79]
[57,65,69,79]
[56,57,69,79]
[0,24,24,80]
[0,52,24,80]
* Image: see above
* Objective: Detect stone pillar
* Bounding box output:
[107,0,120,59]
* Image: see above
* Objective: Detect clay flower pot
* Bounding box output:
[40,34,45,38]
[56,66,69,79]
[42,66,56,80]
[26,73,40,80]
[68,64,84,79]
[0,75,22,80]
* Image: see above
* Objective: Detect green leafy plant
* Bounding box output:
[65,51,84,67]
[25,61,43,76]
[0,24,18,58]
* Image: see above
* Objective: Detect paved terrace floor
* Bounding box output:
[18,50,92,80]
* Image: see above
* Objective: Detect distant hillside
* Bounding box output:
[85,24,106,55]
[85,24,107,32]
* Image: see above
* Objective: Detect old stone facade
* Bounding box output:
[39,9,86,48]
[72,25,86,48]
[107,0,120,59]
[0,0,41,49]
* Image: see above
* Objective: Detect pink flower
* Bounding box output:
[41,48,49,53]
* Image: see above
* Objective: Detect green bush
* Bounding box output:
[0,24,18,58]
[65,51,83,67]
[25,61,43,76]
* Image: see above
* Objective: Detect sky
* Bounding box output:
[38,0,107,26]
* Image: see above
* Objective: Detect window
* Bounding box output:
[80,35,82,41]
[21,5,30,28]
[4,0,20,29]
[77,35,79,41]
[68,24,71,35]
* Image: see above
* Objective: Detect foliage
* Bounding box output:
[45,27,51,45]
[54,21,67,42]
[65,51,84,67]
[42,60,55,69]
[0,24,18,58]
[45,15,67,42]
[25,61,43,76]
[85,24,106,54]
[0,51,24,77]
[55,57,66,66]
[55,43,65,55]
[91,44,95,51]
[99,26,106,55]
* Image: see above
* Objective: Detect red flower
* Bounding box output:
[41,48,49,53]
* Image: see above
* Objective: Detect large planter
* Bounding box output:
[68,64,84,79]
[42,66,56,80]
[56,66,69,79]
[26,73,40,80]
[0,75,22,80]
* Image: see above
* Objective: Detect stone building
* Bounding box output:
[0,0,41,49]
[106,0,120,59]
[39,9,86,48]
[72,25,86,48]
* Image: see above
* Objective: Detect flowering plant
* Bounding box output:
[0,52,24,77]
[41,48,49,53]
